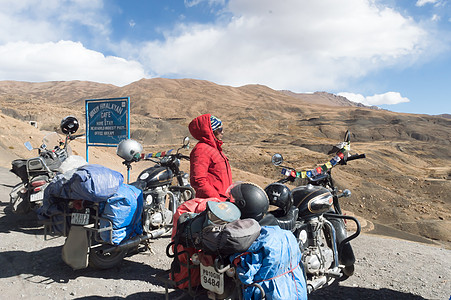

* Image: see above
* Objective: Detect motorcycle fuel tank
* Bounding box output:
[137,166,173,188]
[292,184,333,218]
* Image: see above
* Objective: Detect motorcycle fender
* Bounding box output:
[62,226,89,270]
[9,183,30,214]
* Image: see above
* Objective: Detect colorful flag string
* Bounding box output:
[281,143,350,179]
[141,149,173,159]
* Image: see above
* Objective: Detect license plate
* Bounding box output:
[71,213,90,225]
[200,264,224,294]
[30,190,44,202]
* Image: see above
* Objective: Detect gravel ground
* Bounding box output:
[0,167,450,300]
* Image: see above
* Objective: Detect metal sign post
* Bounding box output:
[85,97,131,181]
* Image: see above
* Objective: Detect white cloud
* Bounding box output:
[0,0,443,97]
[0,0,148,86]
[338,92,410,106]
[184,0,225,8]
[0,41,147,86]
[416,0,439,7]
[139,0,430,92]
[0,0,109,44]
[431,14,440,21]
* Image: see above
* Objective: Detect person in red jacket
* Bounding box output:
[188,114,232,200]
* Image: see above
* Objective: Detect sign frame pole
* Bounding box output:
[85,97,131,181]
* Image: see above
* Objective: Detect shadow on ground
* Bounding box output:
[74,286,427,300]
[0,244,165,286]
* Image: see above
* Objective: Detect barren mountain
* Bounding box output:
[280,90,378,109]
[0,78,450,249]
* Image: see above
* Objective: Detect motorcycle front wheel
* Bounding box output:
[89,247,127,269]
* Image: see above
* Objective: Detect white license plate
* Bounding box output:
[200,264,224,294]
[30,190,44,202]
[71,213,90,225]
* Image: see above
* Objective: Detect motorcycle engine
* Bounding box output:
[301,228,334,274]
[142,185,174,233]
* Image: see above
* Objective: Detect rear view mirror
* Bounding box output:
[183,136,190,149]
[271,153,283,166]
[344,130,350,143]
[24,141,33,151]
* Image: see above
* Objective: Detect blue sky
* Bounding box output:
[0,0,450,115]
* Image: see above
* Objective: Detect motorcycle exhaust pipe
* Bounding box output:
[307,276,327,294]
[99,228,167,254]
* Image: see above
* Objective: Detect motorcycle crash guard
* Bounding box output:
[326,214,355,266]
[62,226,89,270]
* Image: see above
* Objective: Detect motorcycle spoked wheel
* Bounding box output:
[88,247,127,269]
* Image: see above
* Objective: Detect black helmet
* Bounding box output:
[60,116,79,135]
[264,182,293,214]
[227,182,269,221]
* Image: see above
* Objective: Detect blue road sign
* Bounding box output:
[86,98,130,145]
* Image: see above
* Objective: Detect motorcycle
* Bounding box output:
[9,121,83,214]
[39,137,194,270]
[271,130,366,293]
[123,136,196,236]
[157,187,305,300]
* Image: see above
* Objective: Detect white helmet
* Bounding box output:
[116,139,143,162]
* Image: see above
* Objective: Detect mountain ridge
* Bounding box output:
[0,78,449,248]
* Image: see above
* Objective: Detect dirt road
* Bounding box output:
[0,167,450,300]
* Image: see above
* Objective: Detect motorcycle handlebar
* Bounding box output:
[142,153,190,162]
[277,153,365,180]
[68,133,85,141]
[277,176,295,184]
[346,153,366,162]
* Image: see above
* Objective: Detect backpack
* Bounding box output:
[201,218,261,255]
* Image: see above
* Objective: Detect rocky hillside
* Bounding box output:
[0,78,450,248]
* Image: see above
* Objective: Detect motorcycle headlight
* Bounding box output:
[145,194,153,206]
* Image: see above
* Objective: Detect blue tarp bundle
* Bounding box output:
[37,164,143,245]
[100,184,143,244]
[43,164,124,203]
[230,226,307,300]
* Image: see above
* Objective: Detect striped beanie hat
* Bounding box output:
[210,115,222,131]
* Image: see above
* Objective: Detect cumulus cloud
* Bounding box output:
[139,0,429,92]
[338,92,410,106]
[0,41,146,86]
[0,0,443,95]
[0,0,148,86]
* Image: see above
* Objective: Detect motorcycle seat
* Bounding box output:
[268,206,299,232]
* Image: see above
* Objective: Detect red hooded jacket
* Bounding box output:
[188,114,232,199]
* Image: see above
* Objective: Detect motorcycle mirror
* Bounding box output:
[24,141,33,151]
[344,130,351,143]
[271,153,284,166]
[340,189,351,198]
[183,136,190,148]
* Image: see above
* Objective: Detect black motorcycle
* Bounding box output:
[122,136,196,236]
[39,137,195,270]
[9,117,83,214]
[271,130,366,293]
